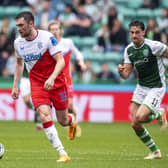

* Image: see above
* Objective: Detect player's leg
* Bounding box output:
[23,94,42,130]
[36,104,70,162]
[68,97,82,137]
[56,108,77,140]
[20,78,42,130]
[144,87,167,131]
[131,104,161,159]
[131,86,162,159]
[52,85,77,140]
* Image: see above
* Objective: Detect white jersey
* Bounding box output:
[58,38,83,85]
[14,30,65,86]
[14,29,61,72]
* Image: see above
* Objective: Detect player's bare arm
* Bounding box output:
[118,63,133,79]
[44,52,65,91]
[11,57,24,99]
[163,48,168,58]
[78,59,86,71]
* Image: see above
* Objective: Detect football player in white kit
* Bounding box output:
[48,20,86,139]
[118,20,168,159]
[11,11,77,162]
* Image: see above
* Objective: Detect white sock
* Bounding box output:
[44,125,67,155]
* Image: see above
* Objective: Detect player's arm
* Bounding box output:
[11,57,24,99]
[163,48,168,58]
[44,52,65,91]
[118,63,133,79]
[70,39,86,71]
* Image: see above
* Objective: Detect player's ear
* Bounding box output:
[142,30,146,37]
[29,20,34,27]
[61,29,64,36]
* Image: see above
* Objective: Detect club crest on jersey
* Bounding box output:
[37,42,43,49]
[50,37,58,46]
[20,46,24,50]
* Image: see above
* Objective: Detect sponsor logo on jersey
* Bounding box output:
[23,53,42,62]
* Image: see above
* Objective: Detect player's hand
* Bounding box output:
[118,64,125,73]
[44,76,54,91]
[80,63,87,71]
[78,60,86,71]
[11,87,19,100]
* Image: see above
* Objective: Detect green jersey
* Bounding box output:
[124,38,167,88]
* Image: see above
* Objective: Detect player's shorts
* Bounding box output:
[68,84,74,98]
[20,77,31,97]
[30,80,68,110]
[131,84,166,114]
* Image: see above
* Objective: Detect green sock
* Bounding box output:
[147,112,161,122]
[27,102,34,110]
[37,113,41,124]
[135,127,158,152]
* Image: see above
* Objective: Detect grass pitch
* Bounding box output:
[0,121,168,168]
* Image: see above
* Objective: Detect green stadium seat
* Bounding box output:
[91,62,101,73]
[81,37,97,48]
[136,8,152,18]
[5,6,21,16]
[107,62,119,74]
[160,0,168,8]
[127,0,143,9]
[153,8,162,18]
[20,7,31,12]
[68,36,81,48]
[119,7,136,18]
[0,6,6,18]
[104,52,123,63]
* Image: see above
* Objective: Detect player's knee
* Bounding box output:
[135,114,144,123]
[131,121,141,130]
[57,118,69,127]
[37,110,49,123]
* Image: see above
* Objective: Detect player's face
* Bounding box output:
[49,24,62,39]
[16,17,32,38]
[130,26,145,47]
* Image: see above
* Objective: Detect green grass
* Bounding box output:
[0,122,168,168]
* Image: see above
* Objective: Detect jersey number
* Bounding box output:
[59,91,67,102]
[151,98,158,107]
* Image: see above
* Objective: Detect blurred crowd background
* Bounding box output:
[0,0,168,84]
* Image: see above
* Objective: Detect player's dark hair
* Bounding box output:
[16,11,34,23]
[129,20,145,31]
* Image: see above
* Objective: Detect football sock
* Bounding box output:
[43,121,67,155]
[34,112,42,124]
[68,114,74,125]
[135,127,158,152]
[147,112,161,122]
[27,101,34,109]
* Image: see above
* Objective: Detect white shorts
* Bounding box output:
[20,77,31,97]
[132,84,166,114]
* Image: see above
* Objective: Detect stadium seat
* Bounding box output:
[0,6,6,18]
[104,52,123,63]
[160,0,168,8]
[91,62,101,73]
[127,0,143,9]
[136,8,152,18]
[81,37,97,48]
[118,7,136,18]
[5,6,21,16]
